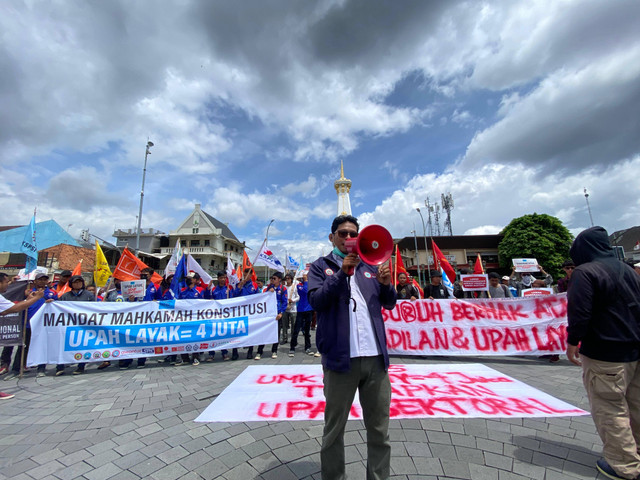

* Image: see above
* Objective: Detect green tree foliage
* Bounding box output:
[498,213,574,281]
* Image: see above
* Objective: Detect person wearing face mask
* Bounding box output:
[509,265,553,296]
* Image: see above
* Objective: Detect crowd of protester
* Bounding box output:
[0,266,320,387]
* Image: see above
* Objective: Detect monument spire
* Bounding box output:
[334,160,352,216]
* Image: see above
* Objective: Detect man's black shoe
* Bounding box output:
[596,458,634,480]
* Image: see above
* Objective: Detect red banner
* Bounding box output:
[383,295,567,355]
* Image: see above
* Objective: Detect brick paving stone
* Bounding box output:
[440,460,471,479]
[83,462,123,480]
[484,451,513,471]
[149,462,189,480]
[53,460,94,480]
[391,457,418,475]
[129,457,166,477]
[222,461,260,480]
[112,450,148,470]
[178,450,213,470]
[157,445,189,464]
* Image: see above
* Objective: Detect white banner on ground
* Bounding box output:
[195,364,587,422]
[384,295,567,356]
[26,292,278,366]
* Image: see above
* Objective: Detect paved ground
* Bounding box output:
[0,338,609,480]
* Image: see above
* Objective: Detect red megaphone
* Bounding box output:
[344,224,394,276]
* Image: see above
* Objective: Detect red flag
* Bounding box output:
[431,239,456,285]
[113,247,162,284]
[237,250,257,286]
[473,253,484,274]
[57,260,83,297]
[391,245,408,286]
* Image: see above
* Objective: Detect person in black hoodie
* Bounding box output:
[567,226,640,480]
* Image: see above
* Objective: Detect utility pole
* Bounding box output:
[584,188,594,227]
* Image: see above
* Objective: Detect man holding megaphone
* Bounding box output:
[308,214,397,480]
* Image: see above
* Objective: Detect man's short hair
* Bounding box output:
[331,215,359,234]
[429,270,441,277]
[488,272,500,279]
[562,259,575,268]
[217,271,226,277]
[284,273,293,280]
[0,273,8,282]
[271,271,283,280]
[142,267,154,275]
[60,270,72,277]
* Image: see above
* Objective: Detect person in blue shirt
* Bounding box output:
[177,275,201,365]
[204,271,239,361]
[235,269,261,359]
[4,273,57,380]
[254,271,287,360]
[155,274,175,301]
[289,273,314,356]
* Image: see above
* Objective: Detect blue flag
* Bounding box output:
[21,214,37,274]
[170,255,187,298]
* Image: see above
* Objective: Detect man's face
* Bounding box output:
[87,286,96,294]
[398,274,407,285]
[217,275,226,286]
[114,279,121,289]
[270,275,281,286]
[563,266,575,278]
[71,279,83,291]
[284,276,293,285]
[60,274,71,285]
[140,272,149,281]
[489,278,499,287]
[0,277,9,293]
[34,277,49,289]
[329,221,358,254]
[431,276,441,286]
[256,281,263,289]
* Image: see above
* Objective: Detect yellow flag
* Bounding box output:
[94,240,112,287]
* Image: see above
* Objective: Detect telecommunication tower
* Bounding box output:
[442,193,454,236]
[434,204,441,236]
[425,197,434,237]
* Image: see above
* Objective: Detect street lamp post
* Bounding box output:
[135,140,154,255]
[411,228,421,287]
[416,208,430,284]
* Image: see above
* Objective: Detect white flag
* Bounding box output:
[164,239,183,277]
[226,253,239,288]
[254,241,285,272]
[186,254,212,284]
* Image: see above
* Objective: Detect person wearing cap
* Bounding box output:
[557,260,575,293]
[424,270,450,299]
[59,275,95,375]
[52,270,72,296]
[509,265,553,296]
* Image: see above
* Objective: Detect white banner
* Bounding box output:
[121,279,146,298]
[195,364,587,422]
[27,292,278,366]
[512,258,540,272]
[521,287,554,297]
[384,295,567,356]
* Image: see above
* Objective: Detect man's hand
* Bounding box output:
[27,289,44,301]
[276,313,282,321]
[566,344,581,366]
[410,296,417,301]
[341,253,360,275]
[376,263,391,286]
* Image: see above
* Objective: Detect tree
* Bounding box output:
[498,213,573,281]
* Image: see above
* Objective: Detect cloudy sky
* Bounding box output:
[2,0,639,263]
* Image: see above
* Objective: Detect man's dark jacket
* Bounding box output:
[308,254,397,372]
[567,226,640,362]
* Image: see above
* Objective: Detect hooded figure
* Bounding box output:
[566,226,640,480]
